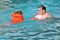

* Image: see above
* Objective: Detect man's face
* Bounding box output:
[38,7,45,15]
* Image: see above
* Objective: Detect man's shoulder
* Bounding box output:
[45,13,52,17]
[46,13,51,15]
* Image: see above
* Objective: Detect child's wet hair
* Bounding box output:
[15,11,23,14]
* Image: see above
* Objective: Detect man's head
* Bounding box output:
[38,5,46,15]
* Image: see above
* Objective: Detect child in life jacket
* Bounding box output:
[11,11,23,24]
[2,11,23,26]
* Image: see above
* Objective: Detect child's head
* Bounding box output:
[15,11,23,14]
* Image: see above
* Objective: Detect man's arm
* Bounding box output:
[31,13,38,20]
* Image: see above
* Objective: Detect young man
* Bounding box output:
[31,5,51,20]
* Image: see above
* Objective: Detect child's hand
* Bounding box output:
[4,22,12,27]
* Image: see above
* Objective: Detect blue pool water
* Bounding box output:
[0,0,60,40]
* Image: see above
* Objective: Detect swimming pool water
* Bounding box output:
[0,0,60,40]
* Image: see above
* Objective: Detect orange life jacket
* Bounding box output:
[11,12,23,23]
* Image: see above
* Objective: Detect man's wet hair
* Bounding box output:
[15,11,23,14]
[39,5,46,12]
